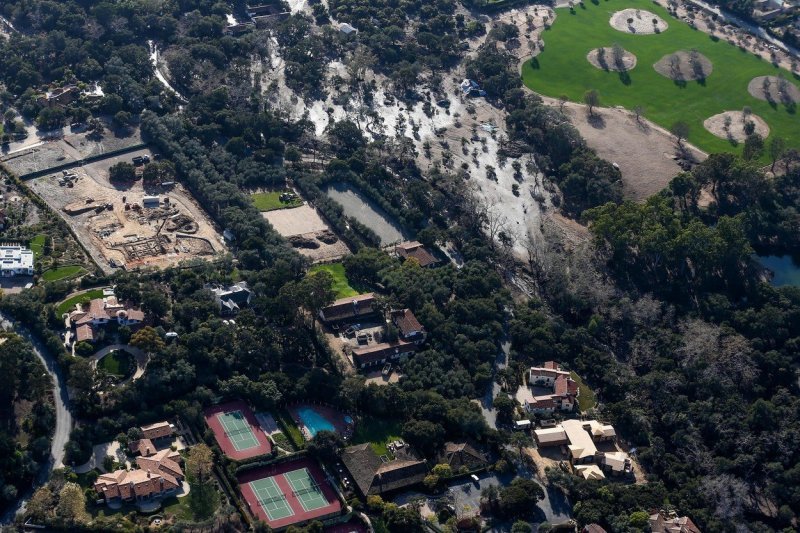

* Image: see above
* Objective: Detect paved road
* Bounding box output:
[683,0,799,57]
[479,339,510,430]
[0,311,73,525]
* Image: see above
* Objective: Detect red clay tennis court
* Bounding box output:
[204,401,272,460]
[238,457,342,529]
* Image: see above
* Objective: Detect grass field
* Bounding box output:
[571,371,597,412]
[29,234,46,259]
[56,289,105,315]
[308,263,359,298]
[97,350,133,377]
[251,191,303,212]
[351,418,403,457]
[277,411,306,448]
[522,0,800,156]
[42,265,86,282]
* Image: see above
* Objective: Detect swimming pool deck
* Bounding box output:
[287,403,354,441]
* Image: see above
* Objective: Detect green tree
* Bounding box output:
[583,89,600,116]
[670,120,690,148]
[499,478,545,518]
[56,482,88,525]
[108,161,137,182]
[768,136,786,171]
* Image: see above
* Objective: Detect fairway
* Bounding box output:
[217,410,260,451]
[522,0,800,156]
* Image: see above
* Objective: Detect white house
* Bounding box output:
[0,245,34,277]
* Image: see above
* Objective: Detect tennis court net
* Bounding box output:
[293,484,321,497]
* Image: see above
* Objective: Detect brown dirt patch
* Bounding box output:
[703,111,770,142]
[587,47,637,72]
[747,75,800,105]
[653,50,713,81]
[610,9,668,35]
[542,97,707,202]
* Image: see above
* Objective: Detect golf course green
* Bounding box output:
[522,0,800,155]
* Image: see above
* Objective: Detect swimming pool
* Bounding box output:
[297,406,336,437]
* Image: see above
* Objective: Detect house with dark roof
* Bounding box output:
[208,281,252,316]
[319,293,376,323]
[436,442,488,471]
[390,308,425,343]
[340,443,428,497]
[351,340,417,369]
[395,241,439,268]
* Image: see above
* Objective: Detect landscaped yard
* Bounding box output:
[29,234,46,259]
[97,350,133,377]
[571,371,597,412]
[251,191,303,211]
[277,411,306,448]
[56,288,105,315]
[42,265,86,282]
[351,418,403,457]
[522,0,800,156]
[308,263,359,298]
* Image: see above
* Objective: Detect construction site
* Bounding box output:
[28,150,225,273]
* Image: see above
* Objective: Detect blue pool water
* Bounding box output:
[758,255,800,287]
[297,407,335,437]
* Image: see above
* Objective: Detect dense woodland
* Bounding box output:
[0,0,799,532]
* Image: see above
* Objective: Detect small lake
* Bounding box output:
[758,255,800,287]
[324,182,407,245]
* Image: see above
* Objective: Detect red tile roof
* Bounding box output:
[141,421,173,440]
[396,241,438,267]
[391,309,424,338]
[75,324,94,342]
[129,438,156,457]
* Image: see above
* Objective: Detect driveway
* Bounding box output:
[90,343,149,381]
[479,340,510,430]
[0,311,73,524]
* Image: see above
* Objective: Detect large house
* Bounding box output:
[518,361,578,414]
[319,293,376,323]
[0,244,34,277]
[94,448,183,504]
[436,442,488,471]
[130,421,175,456]
[208,281,252,316]
[340,443,428,497]
[351,340,417,369]
[395,241,438,268]
[649,510,702,533]
[534,419,630,480]
[68,296,145,344]
[390,308,426,344]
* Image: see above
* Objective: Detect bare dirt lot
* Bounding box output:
[587,47,637,72]
[653,50,713,81]
[262,204,350,262]
[1,125,143,177]
[544,97,707,201]
[610,8,668,34]
[747,75,800,104]
[29,149,226,273]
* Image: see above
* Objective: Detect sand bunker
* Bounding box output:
[703,111,770,142]
[747,76,800,105]
[653,50,713,81]
[610,9,668,34]
[587,47,637,71]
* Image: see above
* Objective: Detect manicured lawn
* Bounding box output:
[97,350,133,377]
[277,411,306,448]
[351,418,403,457]
[251,191,302,211]
[29,234,46,259]
[522,0,800,157]
[308,263,359,298]
[42,265,86,282]
[56,288,105,315]
[571,371,597,412]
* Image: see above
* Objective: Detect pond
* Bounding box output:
[758,255,800,287]
[324,182,407,245]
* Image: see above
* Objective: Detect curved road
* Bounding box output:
[0,311,73,525]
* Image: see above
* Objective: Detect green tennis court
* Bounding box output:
[249,477,294,521]
[217,410,260,451]
[284,468,328,512]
